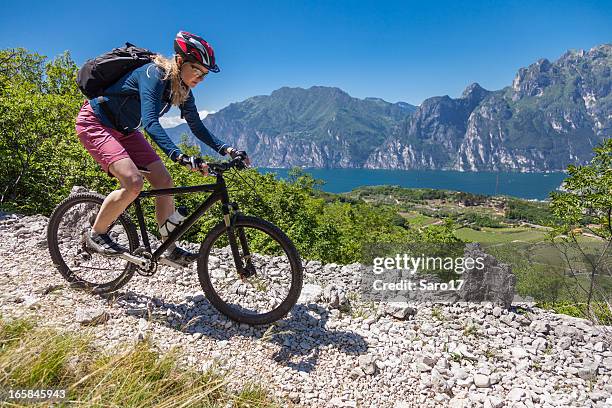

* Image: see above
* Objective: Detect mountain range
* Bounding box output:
[165,44,611,171]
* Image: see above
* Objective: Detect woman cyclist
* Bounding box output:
[75,31,248,266]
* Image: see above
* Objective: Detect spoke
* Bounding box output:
[68,265,122,272]
[56,200,132,286]
[207,224,293,316]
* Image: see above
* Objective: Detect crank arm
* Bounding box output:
[118,252,151,269]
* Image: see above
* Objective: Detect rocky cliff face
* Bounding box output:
[367,45,611,171]
[454,46,612,171]
[364,83,491,169]
[166,44,612,171]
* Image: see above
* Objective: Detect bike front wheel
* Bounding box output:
[47,192,139,294]
[198,215,303,325]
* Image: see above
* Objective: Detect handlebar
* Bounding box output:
[206,157,248,175]
[176,153,248,176]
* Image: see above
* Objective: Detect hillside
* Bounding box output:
[342,186,557,229]
[1,211,611,407]
[167,86,416,167]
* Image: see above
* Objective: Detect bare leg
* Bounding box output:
[143,161,193,261]
[92,158,143,234]
[142,160,175,226]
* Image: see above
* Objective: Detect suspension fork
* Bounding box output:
[222,201,242,275]
[232,202,255,274]
[222,200,255,278]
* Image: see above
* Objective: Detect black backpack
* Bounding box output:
[76,42,157,99]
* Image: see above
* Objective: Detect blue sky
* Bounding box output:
[1,0,611,119]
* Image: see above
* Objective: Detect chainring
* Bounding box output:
[134,247,156,276]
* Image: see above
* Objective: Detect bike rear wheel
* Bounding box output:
[198,215,303,325]
[47,192,139,294]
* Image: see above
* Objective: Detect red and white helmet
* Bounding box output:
[174,31,220,73]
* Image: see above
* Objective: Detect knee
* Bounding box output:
[149,168,174,189]
[123,174,144,196]
[156,172,174,189]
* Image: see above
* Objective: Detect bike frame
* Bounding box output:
[130,173,234,262]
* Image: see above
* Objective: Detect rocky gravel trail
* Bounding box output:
[1,211,611,407]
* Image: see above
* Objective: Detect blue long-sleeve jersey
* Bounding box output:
[89,63,228,161]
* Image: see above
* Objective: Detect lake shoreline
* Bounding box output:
[257,167,567,201]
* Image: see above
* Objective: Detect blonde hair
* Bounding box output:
[152,54,190,106]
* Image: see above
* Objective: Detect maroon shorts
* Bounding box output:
[75,100,160,174]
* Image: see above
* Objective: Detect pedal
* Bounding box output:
[159,256,187,269]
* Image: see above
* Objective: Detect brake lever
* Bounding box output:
[231,157,249,170]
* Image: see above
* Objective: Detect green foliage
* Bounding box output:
[546,138,612,323]
[458,212,503,228]
[319,200,412,263]
[505,198,556,226]
[232,383,277,408]
[345,185,488,205]
[537,301,612,325]
[515,266,565,303]
[550,138,612,239]
[0,48,116,214]
[421,218,462,244]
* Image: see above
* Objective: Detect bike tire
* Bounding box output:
[47,192,139,294]
[197,215,303,325]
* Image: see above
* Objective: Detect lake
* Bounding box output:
[257,168,567,200]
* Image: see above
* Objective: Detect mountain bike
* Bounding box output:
[47,158,303,325]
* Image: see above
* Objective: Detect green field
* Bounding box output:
[400,211,440,227]
[454,226,548,244]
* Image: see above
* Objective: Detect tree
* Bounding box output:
[0,48,116,213]
[549,138,612,323]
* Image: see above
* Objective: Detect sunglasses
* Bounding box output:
[190,64,208,79]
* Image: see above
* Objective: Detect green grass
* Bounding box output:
[0,317,34,348]
[233,383,278,408]
[462,324,481,337]
[537,302,612,325]
[431,307,445,321]
[0,318,279,407]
